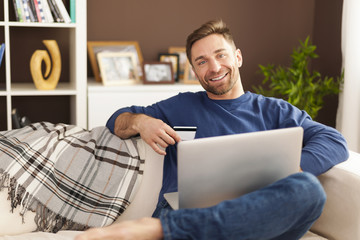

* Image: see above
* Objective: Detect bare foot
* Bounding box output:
[75,217,163,240]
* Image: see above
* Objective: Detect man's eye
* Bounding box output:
[198,60,206,66]
[218,54,226,58]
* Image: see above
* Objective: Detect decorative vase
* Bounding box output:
[30,40,61,90]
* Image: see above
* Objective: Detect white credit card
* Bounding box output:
[173,126,197,141]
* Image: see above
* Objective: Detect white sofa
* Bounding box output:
[1,139,360,240]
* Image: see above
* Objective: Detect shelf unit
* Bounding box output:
[87,80,203,129]
[0,0,87,131]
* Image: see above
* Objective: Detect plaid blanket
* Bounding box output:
[0,122,144,232]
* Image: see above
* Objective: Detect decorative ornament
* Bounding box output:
[30,40,61,90]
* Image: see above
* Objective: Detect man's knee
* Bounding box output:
[289,172,326,218]
[293,172,326,200]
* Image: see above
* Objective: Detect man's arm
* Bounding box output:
[114,112,181,155]
[300,118,349,176]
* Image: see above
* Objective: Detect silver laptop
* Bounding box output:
[164,127,303,210]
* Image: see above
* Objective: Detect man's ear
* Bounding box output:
[236,49,243,68]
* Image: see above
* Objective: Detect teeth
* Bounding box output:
[211,74,226,81]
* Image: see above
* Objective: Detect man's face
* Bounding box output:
[191,34,243,100]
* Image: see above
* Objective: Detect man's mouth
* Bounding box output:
[209,72,229,81]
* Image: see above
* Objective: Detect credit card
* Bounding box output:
[173,126,197,141]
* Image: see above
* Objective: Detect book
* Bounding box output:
[37,0,47,22]
[33,0,42,22]
[54,0,71,23]
[22,0,32,22]
[47,0,63,22]
[70,0,75,23]
[25,0,36,22]
[0,43,5,67]
[12,0,20,21]
[28,0,38,22]
[41,0,54,23]
[15,0,25,22]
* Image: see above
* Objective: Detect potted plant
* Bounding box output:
[253,36,343,119]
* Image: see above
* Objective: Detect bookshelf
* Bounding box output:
[0,0,87,131]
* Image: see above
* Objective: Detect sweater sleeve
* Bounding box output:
[106,107,132,134]
[106,105,158,134]
[300,118,349,176]
[105,97,175,134]
[266,96,349,176]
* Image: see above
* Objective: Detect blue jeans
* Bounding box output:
[152,172,326,240]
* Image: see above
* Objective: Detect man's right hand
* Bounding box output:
[114,113,181,155]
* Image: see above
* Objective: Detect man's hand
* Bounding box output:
[134,115,180,155]
[114,113,181,155]
[75,218,163,240]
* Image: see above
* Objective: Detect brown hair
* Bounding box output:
[186,19,236,65]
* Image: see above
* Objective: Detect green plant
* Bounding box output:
[253,36,343,119]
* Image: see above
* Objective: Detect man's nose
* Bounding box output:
[208,59,221,72]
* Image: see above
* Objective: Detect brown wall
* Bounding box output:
[87,0,343,127]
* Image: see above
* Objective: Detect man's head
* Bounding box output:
[186,20,244,100]
[186,19,236,65]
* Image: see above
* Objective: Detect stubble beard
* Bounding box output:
[199,68,239,96]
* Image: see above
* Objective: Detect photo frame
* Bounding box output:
[183,61,199,84]
[87,41,143,82]
[168,47,187,81]
[158,53,180,82]
[97,52,139,86]
[142,61,174,84]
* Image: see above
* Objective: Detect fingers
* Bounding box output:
[148,130,179,155]
[165,126,181,143]
[161,125,181,145]
[149,142,167,155]
[138,117,181,155]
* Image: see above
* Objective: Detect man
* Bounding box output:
[76,19,348,240]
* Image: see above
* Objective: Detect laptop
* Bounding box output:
[164,127,303,210]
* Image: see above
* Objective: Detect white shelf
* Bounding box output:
[88,81,203,129]
[6,22,76,28]
[10,83,77,96]
[88,80,202,93]
[1,0,87,130]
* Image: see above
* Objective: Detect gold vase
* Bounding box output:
[30,40,61,90]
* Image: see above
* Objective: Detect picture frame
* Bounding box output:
[183,61,199,84]
[97,52,139,86]
[158,53,180,82]
[142,61,174,84]
[87,41,143,82]
[168,47,187,81]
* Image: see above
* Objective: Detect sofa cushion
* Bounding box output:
[310,151,360,240]
[301,231,328,240]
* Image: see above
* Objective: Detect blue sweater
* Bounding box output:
[106,91,348,203]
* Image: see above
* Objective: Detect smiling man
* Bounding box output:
[190,33,243,99]
[76,19,348,240]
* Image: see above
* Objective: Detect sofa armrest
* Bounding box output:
[310,150,360,240]
[114,139,165,222]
